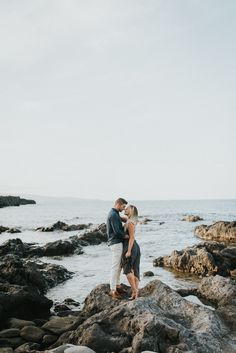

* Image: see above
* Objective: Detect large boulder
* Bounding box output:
[194,221,236,243]
[153,242,236,277]
[0,282,52,325]
[182,215,203,222]
[52,280,235,353]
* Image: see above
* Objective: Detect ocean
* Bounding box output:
[0,196,236,304]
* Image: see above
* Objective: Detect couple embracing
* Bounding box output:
[106,198,141,300]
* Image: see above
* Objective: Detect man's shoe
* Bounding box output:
[116,286,126,295]
[109,290,122,299]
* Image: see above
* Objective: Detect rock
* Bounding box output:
[159,222,165,225]
[0,283,52,325]
[54,305,71,313]
[143,271,154,277]
[61,280,234,353]
[39,239,84,257]
[153,242,236,277]
[0,196,36,208]
[63,299,80,307]
[0,226,9,234]
[48,344,96,353]
[78,224,107,246]
[14,342,40,353]
[0,348,13,353]
[36,221,91,232]
[0,337,25,348]
[138,218,152,225]
[6,228,21,234]
[42,334,58,345]
[0,239,31,257]
[0,329,20,338]
[42,317,80,336]
[8,319,36,329]
[20,325,45,342]
[0,255,73,293]
[194,221,236,243]
[182,215,203,222]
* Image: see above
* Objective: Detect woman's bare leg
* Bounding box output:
[126,273,137,298]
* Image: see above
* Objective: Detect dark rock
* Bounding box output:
[0,227,9,234]
[0,336,25,348]
[0,329,20,338]
[78,224,107,246]
[42,334,58,346]
[153,242,236,277]
[6,228,21,234]
[54,305,71,313]
[0,256,73,293]
[0,283,52,325]
[182,215,203,222]
[143,271,154,277]
[0,348,13,353]
[195,221,236,243]
[38,239,84,257]
[63,299,80,307]
[0,196,35,209]
[138,218,152,225]
[36,221,91,232]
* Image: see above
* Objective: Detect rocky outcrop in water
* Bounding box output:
[0,224,107,258]
[36,221,92,232]
[153,242,236,277]
[181,215,203,222]
[0,226,21,234]
[0,196,36,208]
[194,221,236,243]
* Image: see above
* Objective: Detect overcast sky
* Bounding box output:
[0,0,235,200]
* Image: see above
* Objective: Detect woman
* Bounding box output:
[121,205,141,300]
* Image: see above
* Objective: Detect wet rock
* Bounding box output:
[63,299,80,307]
[0,329,20,338]
[20,325,45,342]
[54,305,71,313]
[153,242,236,277]
[38,239,84,257]
[78,224,107,246]
[0,196,36,209]
[143,271,154,277]
[0,239,31,257]
[62,280,233,353]
[195,221,236,243]
[42,317,81,336]
[0,226,9,234]
[182,215,203,222]
[36,221,91,232]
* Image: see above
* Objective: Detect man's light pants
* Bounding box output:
[110,242,123,291]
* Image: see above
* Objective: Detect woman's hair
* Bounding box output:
[127,205,138,224]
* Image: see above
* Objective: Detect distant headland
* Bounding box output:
[0,195,36,208]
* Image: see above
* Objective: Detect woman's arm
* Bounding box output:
[125,222,135,258]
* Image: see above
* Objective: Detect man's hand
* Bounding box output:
[120,216,128,223]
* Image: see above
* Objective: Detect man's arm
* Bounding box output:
[110,213,127,240]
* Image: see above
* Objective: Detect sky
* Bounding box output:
[0,0,235,200]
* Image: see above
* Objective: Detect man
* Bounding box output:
[107,197,128,299]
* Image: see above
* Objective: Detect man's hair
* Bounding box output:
[115,198,128,205]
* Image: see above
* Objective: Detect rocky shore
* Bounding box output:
[0,196,36,208]
[0,217,236,352]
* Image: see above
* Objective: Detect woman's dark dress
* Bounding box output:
[121,238,141,280]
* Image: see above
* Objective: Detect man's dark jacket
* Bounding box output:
[107,208,126,246]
